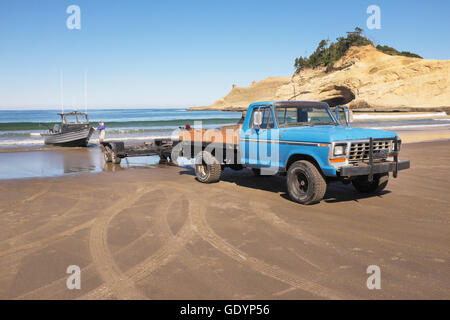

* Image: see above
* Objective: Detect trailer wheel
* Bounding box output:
[352,173,388,194]
[195,151,221,183]
[103,146,112,163]
[287,160,326,205]
[170,142,182,164]
[111,151,122,164]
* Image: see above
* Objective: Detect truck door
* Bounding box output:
[240,106,276,169]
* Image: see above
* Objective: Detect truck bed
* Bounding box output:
[178,124,241,146]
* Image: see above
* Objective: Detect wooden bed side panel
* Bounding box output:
[179,126,242,145]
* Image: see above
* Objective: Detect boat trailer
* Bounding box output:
[101,139,176,165]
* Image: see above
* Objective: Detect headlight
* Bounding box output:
[333,144,347,156]
[391,139,402,152]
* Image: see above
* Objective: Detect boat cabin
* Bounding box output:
[60,111,90,124]
[51,111,91,134]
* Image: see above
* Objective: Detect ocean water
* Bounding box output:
[0,108,242,148]
[0,108,449,149]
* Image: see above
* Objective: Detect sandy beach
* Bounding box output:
[0,138,448,299]
[3,0,450,305]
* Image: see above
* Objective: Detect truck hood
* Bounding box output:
[278,126,398,143]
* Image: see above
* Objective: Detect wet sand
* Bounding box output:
[0,147,164,179]
[0,141,449,299]
[397,128,450,143]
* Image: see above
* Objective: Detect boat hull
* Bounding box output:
[41,127,94,147]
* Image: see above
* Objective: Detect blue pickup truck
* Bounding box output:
[179,101,410,205]
[102,100,410,205]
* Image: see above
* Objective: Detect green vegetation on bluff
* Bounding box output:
[294,27,422,72]
[375,45,422,59]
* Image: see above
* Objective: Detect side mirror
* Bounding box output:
[253,110,263,128]
[346,110,354,123]
[334,106,352,126]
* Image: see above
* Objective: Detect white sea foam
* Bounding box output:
[0,134,175,146]
[369,123,450,130]
[354,112,447,120]
[0,139,44,145]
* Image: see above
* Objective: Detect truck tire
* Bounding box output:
[287,160,327,205]
[159,155,169,164]
[195,151,221,183]
[103,146,112,163]
[111,151,122,164]
[352,173,388,194]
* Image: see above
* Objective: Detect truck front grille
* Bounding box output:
[349,140,392,162]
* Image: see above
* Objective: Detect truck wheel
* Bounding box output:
[103,146,112,163]
[111,151,122,164]
[352,173,388,194]
[195,151,221,183]
[287,160,327,205]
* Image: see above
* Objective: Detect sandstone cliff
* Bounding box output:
[193,45,450,112]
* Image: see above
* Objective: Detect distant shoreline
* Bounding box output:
[188,106,450,113]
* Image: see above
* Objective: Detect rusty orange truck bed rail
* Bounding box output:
[179,124,242,146]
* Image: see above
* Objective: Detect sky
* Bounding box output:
[0,0,449,109]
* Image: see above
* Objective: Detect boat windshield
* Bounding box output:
[275,105,337,127]
[62,114,88,124]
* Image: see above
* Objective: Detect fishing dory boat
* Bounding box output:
[41,111,94,147]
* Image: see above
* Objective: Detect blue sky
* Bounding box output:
[0,0,449,109]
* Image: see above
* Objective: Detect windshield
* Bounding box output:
[62,114,88,124]
[275,105,337,127]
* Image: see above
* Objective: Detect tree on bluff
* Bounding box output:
[294,27,421,73]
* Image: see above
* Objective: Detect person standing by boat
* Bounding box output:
[96,121,106,144]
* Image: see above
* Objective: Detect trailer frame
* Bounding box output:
[101,139,176,164]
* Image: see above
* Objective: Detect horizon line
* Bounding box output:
[0,105,203,111]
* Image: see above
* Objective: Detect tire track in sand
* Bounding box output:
[217,182,375,258]
[248,200,348,256]
[16,188,171,300]
[0,185,105,258]
[217,180,431,295]
[0,219,95,258]
[87,184,150,300]
[216,181,331,248]
[0,190,88,256]
[0,183,54,216]
[169,183,352,300]
[81,189,195,299]
[137,192,246,299]
[21,183,54,204]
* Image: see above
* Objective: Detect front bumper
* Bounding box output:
[339,160,410,177]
